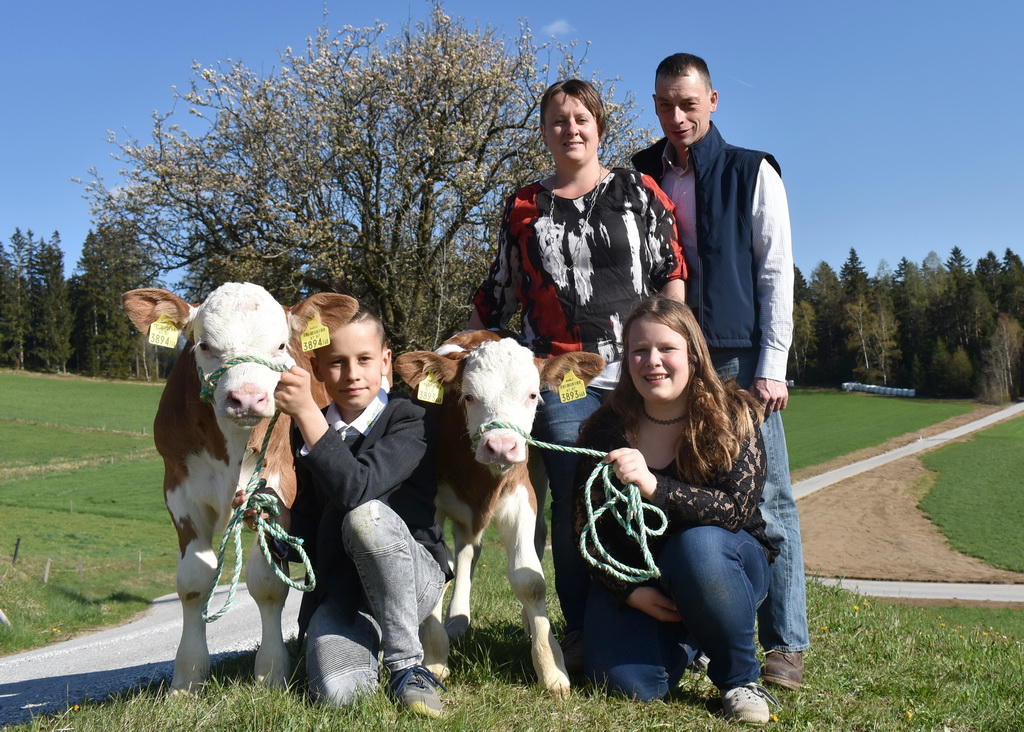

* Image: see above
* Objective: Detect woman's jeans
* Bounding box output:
[712,347,810,654]
[584,525,770,699]
[533,385,605,635]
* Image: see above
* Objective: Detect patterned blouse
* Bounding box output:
[472,169,685,362]
[572,410,777,602]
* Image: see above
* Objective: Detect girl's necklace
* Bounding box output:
[642,407,686,425]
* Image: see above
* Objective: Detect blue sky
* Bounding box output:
[2,0,1022,281]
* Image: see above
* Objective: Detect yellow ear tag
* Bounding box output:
[300,317,331,352]
[558,370,586,403]
[417,373,444,405]
[148,315,181,349]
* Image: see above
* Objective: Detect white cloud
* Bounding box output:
[542,19,575,36]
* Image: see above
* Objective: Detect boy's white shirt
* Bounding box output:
[298,378,390,455]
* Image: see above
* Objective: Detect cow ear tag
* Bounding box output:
[148,315,181,349]
[558,370,586,403]
[417,373,444,404]
[300,316,331,352]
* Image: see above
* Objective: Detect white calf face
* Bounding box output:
[190,283,294,426]
[461,339,541,468]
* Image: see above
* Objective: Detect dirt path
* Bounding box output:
[794,403,1024,607]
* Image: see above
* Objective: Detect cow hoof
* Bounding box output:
[546,680,571,699]
[445,615,470,639]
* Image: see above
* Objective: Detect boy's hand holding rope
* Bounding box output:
[473,420,668,583]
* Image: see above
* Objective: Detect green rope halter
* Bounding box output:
[196,355,288,404]
[194,355,317,622]
[473,420,668,583]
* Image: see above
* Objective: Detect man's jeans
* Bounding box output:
[711,347,810,653]
[533,385,605,635]
[583,526,770,698]
[306,500,446,705]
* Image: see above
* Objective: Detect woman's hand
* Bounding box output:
[626,586,682,623]
[604,447,658,499]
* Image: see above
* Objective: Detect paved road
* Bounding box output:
[0,586,302,727]
[1,401,1021,725]
[793,400,1024,500]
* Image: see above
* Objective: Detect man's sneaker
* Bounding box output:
[721,683,779,725]
[560,630,584,675]
[761,650,804,690]
[388,664,447,718]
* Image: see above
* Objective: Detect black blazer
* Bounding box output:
[289,393,451,636]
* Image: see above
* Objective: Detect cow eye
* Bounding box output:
[198,342,209,352]
[463,394,475,403]
[278,343,286,351]
[528,392,539,401]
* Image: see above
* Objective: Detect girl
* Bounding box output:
[573,295,779,725]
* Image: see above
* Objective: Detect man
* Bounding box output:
[632,53,809,703]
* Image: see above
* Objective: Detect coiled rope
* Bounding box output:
[196,356,316,623]
[472,420,668,583]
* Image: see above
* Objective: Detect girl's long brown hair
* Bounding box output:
[597,295,763,484]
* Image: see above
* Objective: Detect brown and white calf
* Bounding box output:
[122,283,357,693]
[395,331,603,696]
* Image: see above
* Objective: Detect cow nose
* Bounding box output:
[481,434,521,464]
[227,385,270,414]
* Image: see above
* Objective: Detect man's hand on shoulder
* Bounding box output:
[751,377,788,414]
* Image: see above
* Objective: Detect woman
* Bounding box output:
[573,295,779,725]
[469,79,685,668]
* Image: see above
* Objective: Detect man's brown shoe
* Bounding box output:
[761,650,803,690]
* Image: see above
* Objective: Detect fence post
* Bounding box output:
[44,558,51,584]
[12,537,19,565]
[78,558,83,582]
[138,549,142,573]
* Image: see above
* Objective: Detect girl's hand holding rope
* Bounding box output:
[603,448,658,500]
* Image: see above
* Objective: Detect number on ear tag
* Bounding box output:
[300,317,331,352]
[417,373,444,404]
[558,370,586,403]
[148,315,181,349]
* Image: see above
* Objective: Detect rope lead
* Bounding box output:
[474,420,667,583]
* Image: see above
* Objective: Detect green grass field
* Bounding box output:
[783,390,975,471]
[920,416,1024,572]
[1,371,1023,730]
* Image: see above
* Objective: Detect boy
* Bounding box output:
[243,303,451,717]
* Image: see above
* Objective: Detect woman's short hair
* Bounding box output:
[539,79,606,138]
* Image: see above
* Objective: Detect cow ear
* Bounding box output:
[394,351,461,389]
[289,293,360,337]
[540,352,606,389]
[121,288,194,334]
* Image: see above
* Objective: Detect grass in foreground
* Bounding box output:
[783,390,975,471]
[919,415,1024,572]
[14,581,1024,731]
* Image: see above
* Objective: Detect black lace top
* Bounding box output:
[572,410,778,602]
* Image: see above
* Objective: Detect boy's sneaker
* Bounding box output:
[721,683,779,725]
[389,664,447,718]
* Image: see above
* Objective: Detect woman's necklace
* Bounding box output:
[642,406,686,425]
[562,167,609,270]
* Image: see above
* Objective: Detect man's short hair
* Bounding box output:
[655,53,713,91]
